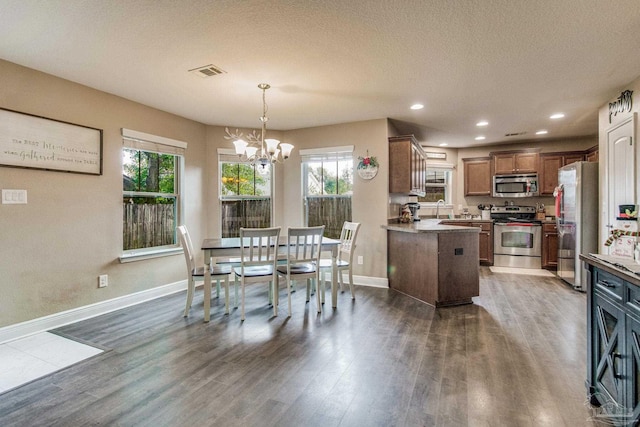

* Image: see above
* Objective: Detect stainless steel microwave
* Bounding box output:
[493,174,539,197]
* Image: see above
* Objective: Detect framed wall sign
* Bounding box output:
[0,108,103,175]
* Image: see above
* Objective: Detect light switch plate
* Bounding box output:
[2,189,27,204]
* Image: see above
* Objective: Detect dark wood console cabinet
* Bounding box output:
[582,255,640,425]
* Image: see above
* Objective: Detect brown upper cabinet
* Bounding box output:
[539,151,585,195]
[388,135,426,196]
[463,157,492,196]
[586,145,599,162]
[493,151,539,175]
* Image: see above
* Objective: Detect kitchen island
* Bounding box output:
[383,221,480,307]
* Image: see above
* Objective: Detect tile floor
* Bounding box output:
[0,332,103,394]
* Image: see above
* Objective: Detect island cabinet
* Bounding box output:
[385,224,480,307]
[541,222,558,269]
[539,152,584,195]
[463,157,492,196]
[582,255,640,425]
[439,220,493,265]
[493,151,539,175]
[388,135,426,196]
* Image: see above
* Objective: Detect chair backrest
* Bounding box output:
[177,225,196,274]
[339,221,361,263]
[286,226,325,265]
[239,227,281,270]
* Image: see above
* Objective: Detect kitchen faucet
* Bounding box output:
[435,199,445,219]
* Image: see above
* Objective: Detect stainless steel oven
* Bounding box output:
[493,223,542,268]
[491,205,542,269]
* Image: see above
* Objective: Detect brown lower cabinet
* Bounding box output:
[542,222,558,269]
[439,221,493,265]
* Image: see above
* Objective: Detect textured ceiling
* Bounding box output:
[0,0,639,147]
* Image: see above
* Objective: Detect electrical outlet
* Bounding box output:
[357,255,364,265]
[98,274,108,288]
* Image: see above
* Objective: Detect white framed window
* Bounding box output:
[121,128,186,257]
[418,163,453,206]
[218,150,272,238]
[300,146,354,238]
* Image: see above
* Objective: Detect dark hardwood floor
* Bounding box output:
[0,268,601,426]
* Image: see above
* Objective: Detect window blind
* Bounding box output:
[122,128,187,156]
[299,145,354,162]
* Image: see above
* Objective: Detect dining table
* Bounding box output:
[201,235,340,322]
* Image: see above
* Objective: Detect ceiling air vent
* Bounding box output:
[188,64,226,78]
[504,131,528,137]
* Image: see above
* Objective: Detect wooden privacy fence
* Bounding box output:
[221,199,271,238]
[306,196,352,239]
[123,203,175,250]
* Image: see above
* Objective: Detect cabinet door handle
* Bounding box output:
[599,280,616,288]
[613,353,623,378]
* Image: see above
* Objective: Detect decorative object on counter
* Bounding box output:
[400,205,412,223]
[357,150,379,180]
[617,204,637,219]
[605,227,639,258]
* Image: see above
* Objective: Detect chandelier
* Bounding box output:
[224,83,294,174]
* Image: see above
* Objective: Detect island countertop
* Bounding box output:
[382,221,481,234]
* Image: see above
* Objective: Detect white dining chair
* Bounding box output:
[277,226,325,316]
[178,225,232,317]
[233,227,281,321]
[318,221,360,301]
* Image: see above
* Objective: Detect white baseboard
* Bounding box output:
[0,273,389,345]
[0,280,187,345]
[320,272,388,289]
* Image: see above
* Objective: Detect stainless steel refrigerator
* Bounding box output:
[555,161,599,290]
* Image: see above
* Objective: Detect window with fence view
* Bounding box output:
[220,160,271,237]
[303,152,353,239]
[123,147,179,251]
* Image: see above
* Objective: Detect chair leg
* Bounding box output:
[306,279,311,302]
[183,276,195,317]
[287,277,292,317]
[273,278,279,317]
[224,276,230,315]
[348,268,355,299]
[234,276,239,309]
[216,280,221,299]
[241,279,246,321]
[315,278,322,313]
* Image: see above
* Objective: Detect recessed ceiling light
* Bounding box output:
[410,104,424,110]
[439,143,448,147]
[476,121,489,127]
[536,130,548,135]
[475,136,486,141]
[550,113,565,119]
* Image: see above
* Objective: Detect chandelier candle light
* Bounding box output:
[224,83,294,174]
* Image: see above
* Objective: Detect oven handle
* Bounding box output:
[494,223,538,227]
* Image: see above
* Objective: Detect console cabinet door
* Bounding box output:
[626,312,640,421]
[593,291,625,409]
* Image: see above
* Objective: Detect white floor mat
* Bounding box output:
[489,266,556,277]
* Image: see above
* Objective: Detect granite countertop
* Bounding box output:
[382,221,481,234]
